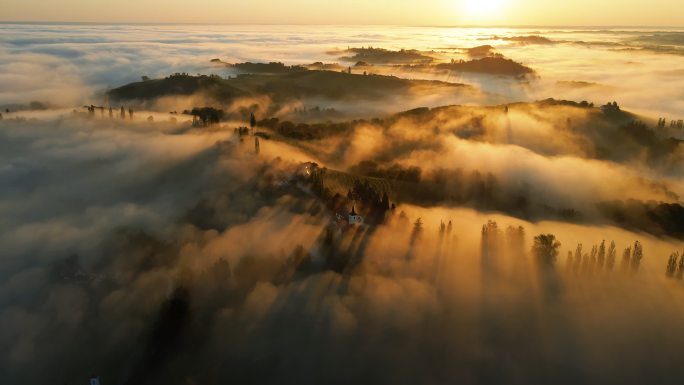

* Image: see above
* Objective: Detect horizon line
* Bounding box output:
[1,21,684,29]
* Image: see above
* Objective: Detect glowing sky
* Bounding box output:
[1,0,683,26]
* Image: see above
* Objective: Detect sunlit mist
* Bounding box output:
[1,7,684,385]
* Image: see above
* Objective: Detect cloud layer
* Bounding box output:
[2,25,684,118]
[1,24,684,385]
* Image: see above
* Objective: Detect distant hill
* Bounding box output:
[212,60,309,75]
[325,47,535,77]
[335,47,435,64]
[466,45,501,58]
[304,62,346,72]
[434,57,535,77]
[385,56,536,78]
[107,74,247,102]
[322,166,684,241]
[495,35,555,45]
[106,70,470,104]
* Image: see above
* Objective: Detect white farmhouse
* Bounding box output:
[348,206,364,225]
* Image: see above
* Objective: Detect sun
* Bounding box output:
[461,0,507,19]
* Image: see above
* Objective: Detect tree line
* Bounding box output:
[481,220,646,274]
[665,251,684,279]
[564,240,643,274]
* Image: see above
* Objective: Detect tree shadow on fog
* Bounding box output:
[122,286,194,385]
[529,235,588,385]
[135,146,220,203]
[336,225,378,295]
[403,217,424,261]
[477,221,513,383]
[476,226,587,384]
[431,223,448,289]
[505,111,513,144]
[214,224,387,385]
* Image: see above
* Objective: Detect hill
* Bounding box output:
[435,56,535,77]
[107,74,246,102]
[106,70,470,104]
[335,47,435,64]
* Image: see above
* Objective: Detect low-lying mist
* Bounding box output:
[270,102,683,229]
[3,25,684,118]
[1,112,684,385]
[2,23,684,385]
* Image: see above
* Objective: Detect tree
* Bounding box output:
[606,241,616,271]
[410,218,423,245]
[506,225,525,258]
[191,107,224,126]
[597,240,606,270]
[532,234,561,267]
[413,218,423,232]
[589,244,598,273]
[565,251,573,271]
[573,243,583,274]
[581,252,590,273]
[667,252,678,277]
[481,220,500,261]
[631,241,643,272]
[621,247,632,272]
[250,112,256,131]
